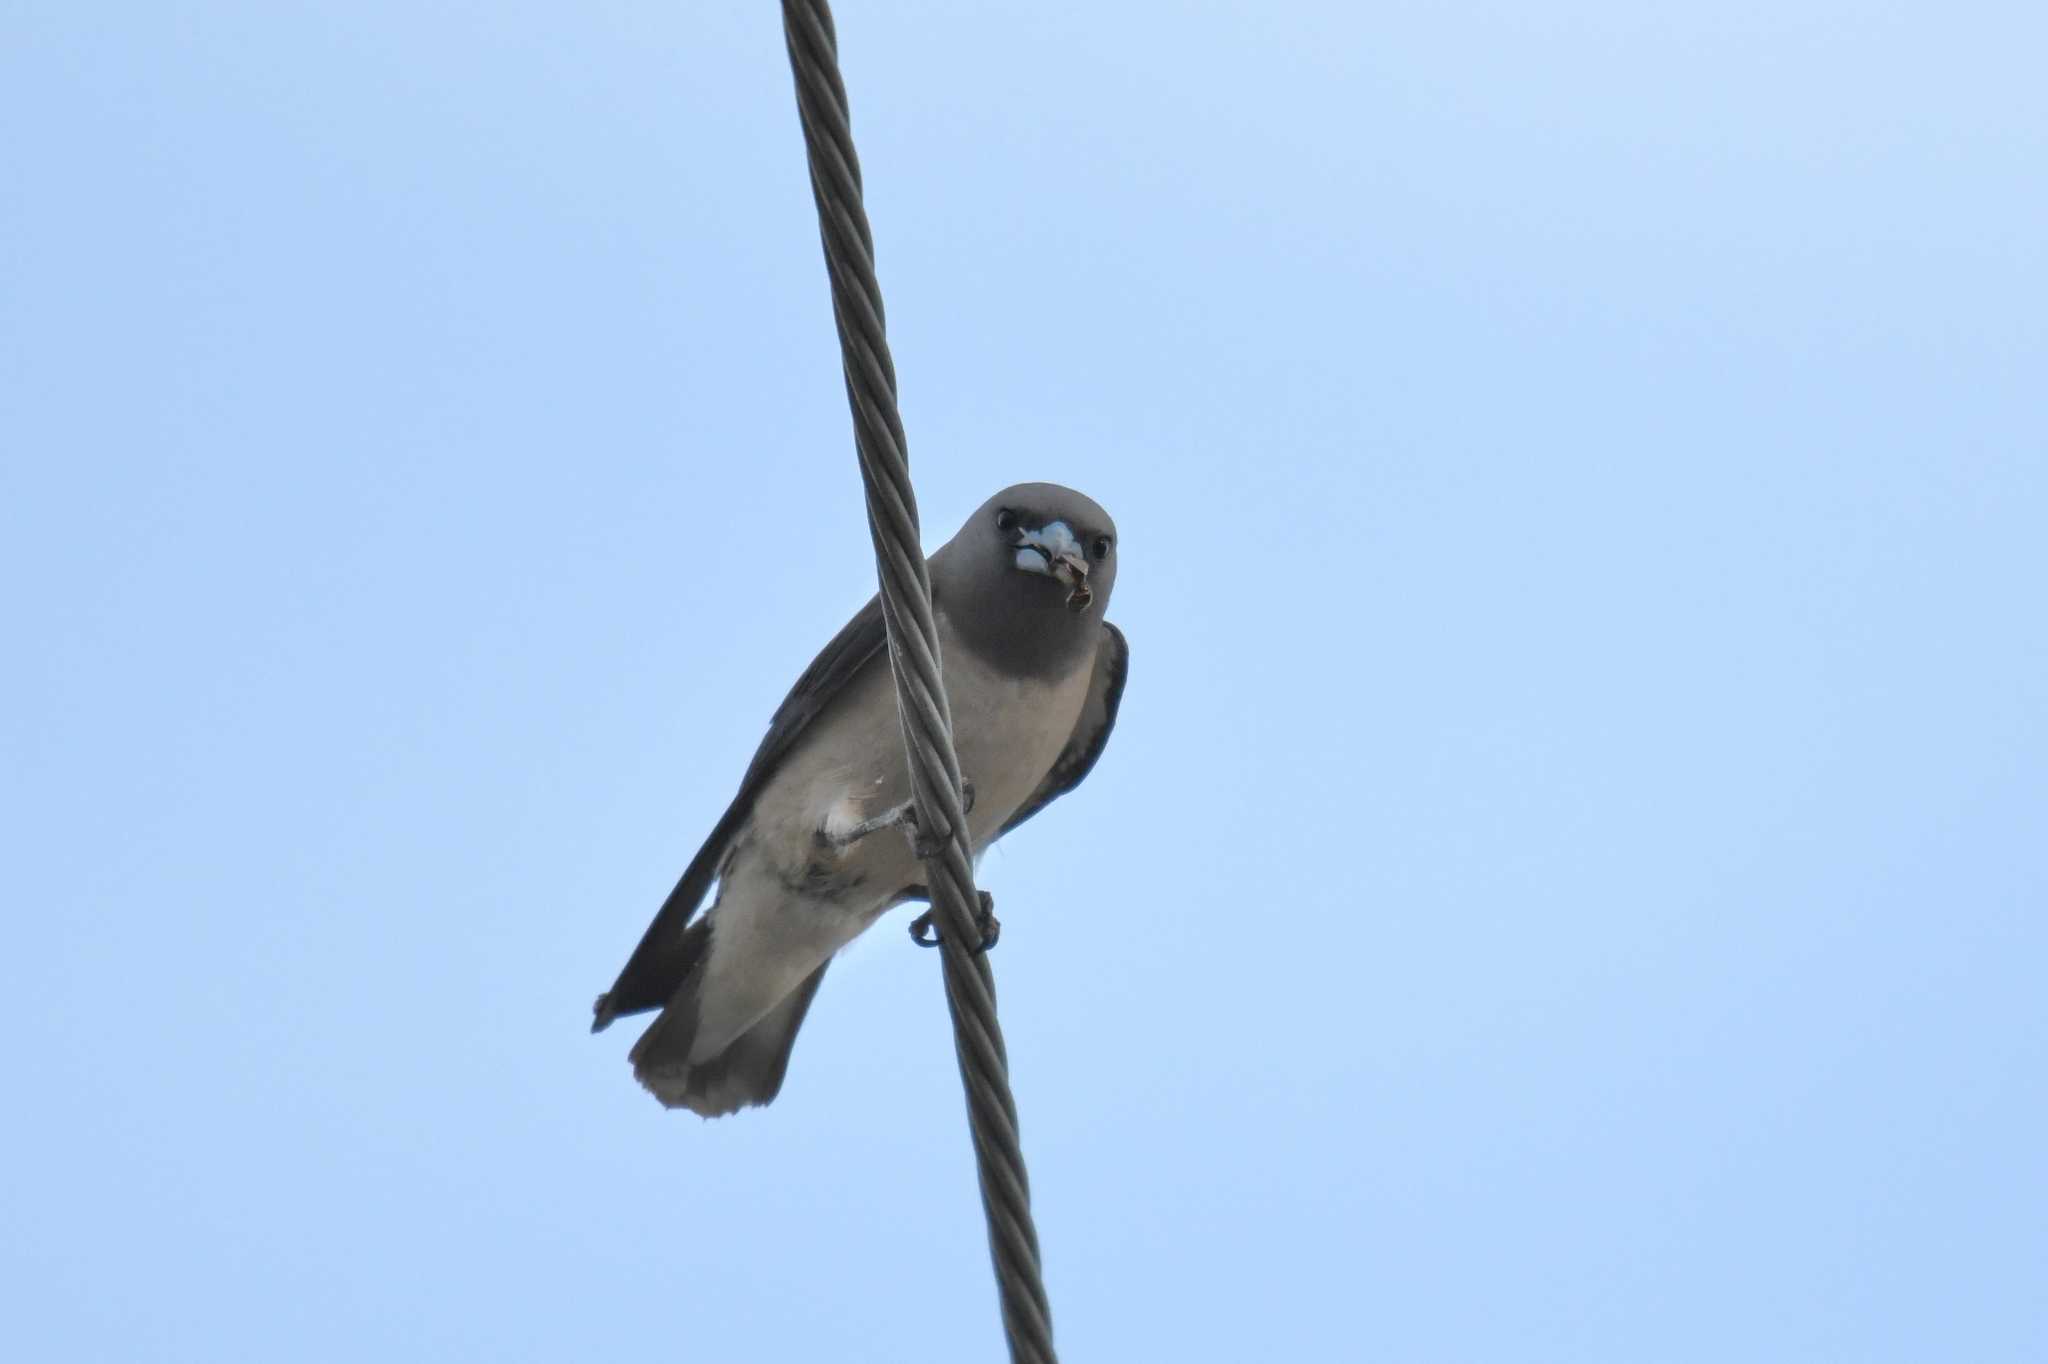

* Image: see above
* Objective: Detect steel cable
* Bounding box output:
[777,3,1058,1360]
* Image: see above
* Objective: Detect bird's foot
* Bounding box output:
[824,781,975,857]
[899,780,977,859]
[909,891,1001,954]
[905,780,977,855]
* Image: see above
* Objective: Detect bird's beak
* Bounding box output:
[1014,521,1093,611]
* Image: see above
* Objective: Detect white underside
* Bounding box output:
[684,609,1094,1061]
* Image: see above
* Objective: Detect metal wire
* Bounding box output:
[777,3,1057,1360]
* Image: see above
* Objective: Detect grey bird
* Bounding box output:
[592,483,1127,1116]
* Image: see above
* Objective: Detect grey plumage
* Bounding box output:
[593,483,1127,1116]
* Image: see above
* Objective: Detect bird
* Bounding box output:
[592,482,1127,1117]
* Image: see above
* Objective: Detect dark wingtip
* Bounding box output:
[591,993,616,1034]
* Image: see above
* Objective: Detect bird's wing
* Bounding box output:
[998,621,1129,840]
[593,595,888,1030]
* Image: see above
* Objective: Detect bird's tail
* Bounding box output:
[628,962,831,1118]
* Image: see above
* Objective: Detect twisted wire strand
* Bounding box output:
[778,3,1057,1359]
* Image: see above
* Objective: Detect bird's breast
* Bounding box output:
[747,613,1093,901]
[939,636,1093,848]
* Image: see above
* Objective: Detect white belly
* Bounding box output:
[686,610,1092,1057]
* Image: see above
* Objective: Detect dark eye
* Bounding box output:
[994,508,1018,533]
[1091,535,1113,560]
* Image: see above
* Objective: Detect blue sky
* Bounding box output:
[4,3,2044,1360]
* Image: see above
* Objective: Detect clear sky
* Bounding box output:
[5,3,2044,1360]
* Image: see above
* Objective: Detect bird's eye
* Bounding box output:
[1091,535,1113,560]
[994,508,1018,533]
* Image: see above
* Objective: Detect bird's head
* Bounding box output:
[932,482,1118,674]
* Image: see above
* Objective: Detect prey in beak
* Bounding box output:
[1014,520,1093,612]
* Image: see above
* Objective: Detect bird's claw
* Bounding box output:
[909,891,1000,953]
[897,780,975,861]
[903,819,945,862]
